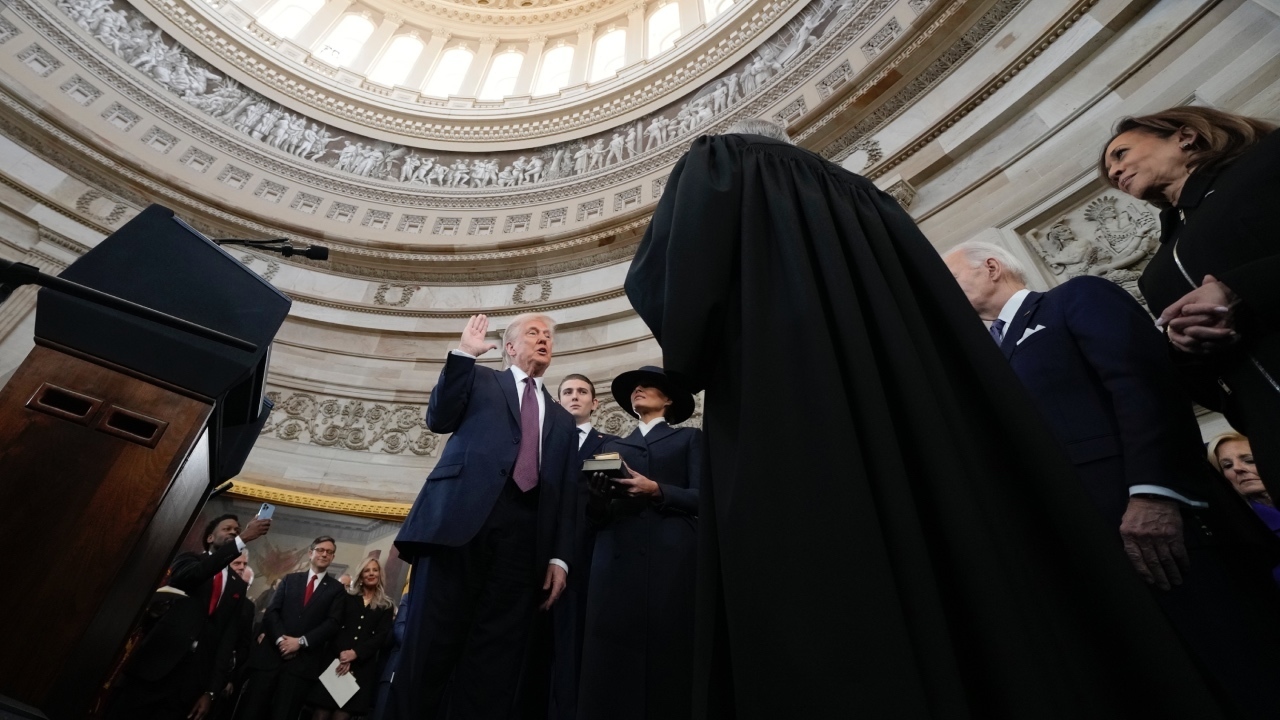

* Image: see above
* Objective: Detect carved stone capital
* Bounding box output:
[528,32,548,44]
[479,34,500,45]
[577,22,596,36]
[430,27,452,40]
[628,0,646,15]
[383,12,403,26]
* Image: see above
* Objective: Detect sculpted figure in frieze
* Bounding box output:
[56,0,865,194]
[1026,194,1161,300]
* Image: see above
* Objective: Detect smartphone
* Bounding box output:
[257,502,275,521]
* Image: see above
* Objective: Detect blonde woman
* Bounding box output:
[308,556,396,719]
[1210,433,1280,588]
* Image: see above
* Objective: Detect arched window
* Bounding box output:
[478,50,524,100]
[423,46,474,97]
[646,4,681,58]
[532,44,574,95]
[316,14,374,66]
[258,0,323,38]
[368,34,424,86]
[589,29,626,82]
[705,0,733,20]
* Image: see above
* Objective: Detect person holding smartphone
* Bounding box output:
[579,366,701,720]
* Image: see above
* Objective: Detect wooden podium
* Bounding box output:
[0,206,290,719]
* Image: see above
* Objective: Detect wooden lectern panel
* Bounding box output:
[0,343,214,719]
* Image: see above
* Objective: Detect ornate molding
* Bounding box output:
[227,480,412,520]
[260,388,444,457]
[1023,193,1159,301]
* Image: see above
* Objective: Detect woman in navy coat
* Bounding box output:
[578,366,701,720]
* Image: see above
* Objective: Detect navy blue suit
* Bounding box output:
[1000,275,1280,719]
[999,276,1207,522]
[391,352,579,720]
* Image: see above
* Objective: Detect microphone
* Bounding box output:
[214,238,329,261]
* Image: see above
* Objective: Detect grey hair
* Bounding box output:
[726,118,793,144]
[946,240,1029,284]
[502,313,557,369]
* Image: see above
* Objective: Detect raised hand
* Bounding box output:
[458,314,498,357]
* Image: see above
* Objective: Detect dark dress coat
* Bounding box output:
[308,592,395,712]
[247,571,344,677]
[1000,276,1280,718]
[1138,128,1280,502]
[578,422,701,720]
[109,541,248,719]
[624,133,1232,719]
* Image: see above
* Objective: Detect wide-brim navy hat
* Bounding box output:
[611,366,696,425]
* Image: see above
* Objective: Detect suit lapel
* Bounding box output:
[541,386,559,447]
[1001,292,1042,359]
[500,369,520,426]
[616,428,647,452]
[643,421,677,445]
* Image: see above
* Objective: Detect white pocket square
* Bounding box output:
[1017,325,1046,345]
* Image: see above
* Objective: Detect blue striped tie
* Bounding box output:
[989,318,1006,345]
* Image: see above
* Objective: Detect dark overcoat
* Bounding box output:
[1138,128,1280,501]
[624,133,1232,719]
[578,422,700,720]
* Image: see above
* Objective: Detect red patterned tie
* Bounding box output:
[208,571,223,616]
[304,574,317,606]
[512,377,540,492]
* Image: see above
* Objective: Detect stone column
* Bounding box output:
[625,1,646,65]
[293,0,354,50]
[458,35,498,97]
[405,29,450,89]
[568,23,594,84]
[676,0,702,36]
[349,13,403,74]
[0,249,64,342]
[512,34,547,95]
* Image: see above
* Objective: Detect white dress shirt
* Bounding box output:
[996,291,1205,508]
[637,417,667,436]
[448,350,569,573]
[577,422,594,448]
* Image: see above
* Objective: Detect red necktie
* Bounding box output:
[512,377,540,492]
[208,571,223,616]
[304,574,317,606]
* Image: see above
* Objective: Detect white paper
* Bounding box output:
[319,658,360,708]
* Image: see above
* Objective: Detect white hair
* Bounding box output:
[946,240,1029,284]
[502,313,557,369]
[726,118,793,144]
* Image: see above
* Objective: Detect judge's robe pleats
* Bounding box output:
[624,134,1236,720]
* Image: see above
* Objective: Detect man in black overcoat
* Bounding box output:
[945,241,1280,718]
[623,121,1235,719]
[236,535,344,720]
[388,313,578,720]
[108,513,270,720]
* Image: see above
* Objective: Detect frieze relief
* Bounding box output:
[38,0,896,202]
[261,390,444,456]
[1024,194,1160,301]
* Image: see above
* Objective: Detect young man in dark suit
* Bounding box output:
[390,313,579,719]
[946,240,1280,719]
[107,513,271,720]
[236,536,344,720]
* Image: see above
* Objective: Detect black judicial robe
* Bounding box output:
[624,134,1233,719]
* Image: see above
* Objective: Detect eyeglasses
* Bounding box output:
[311,547,335,555]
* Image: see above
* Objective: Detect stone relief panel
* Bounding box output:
[614,186,642,212]
[179,146,215,172]
[0,14,22,44]
[772,96,808,127]
[861,17,901,59]
[100,101,139,130]
[652,176,669,199]
[397,214,426,233]
[577,199,604,222]
[512,279,552,305]
[373,283,420,306]
[362,209,391,229]
[540,207,567,229]
[1023,194,1160,300]
[326,201,358,222]
[240,253,279,281]
[467,217,496,235]
[59,74,100,105]
[884,178,916,208]
[253,179,287,203]
[260,390,442,457]
[17,43,60,76]
[432,217,462,235]
[140,125,178,153]
[504,214,531,233]
[75,188,128,222]
[48,0,888,198]
[816,59,853,100]
[290,191,322,214]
